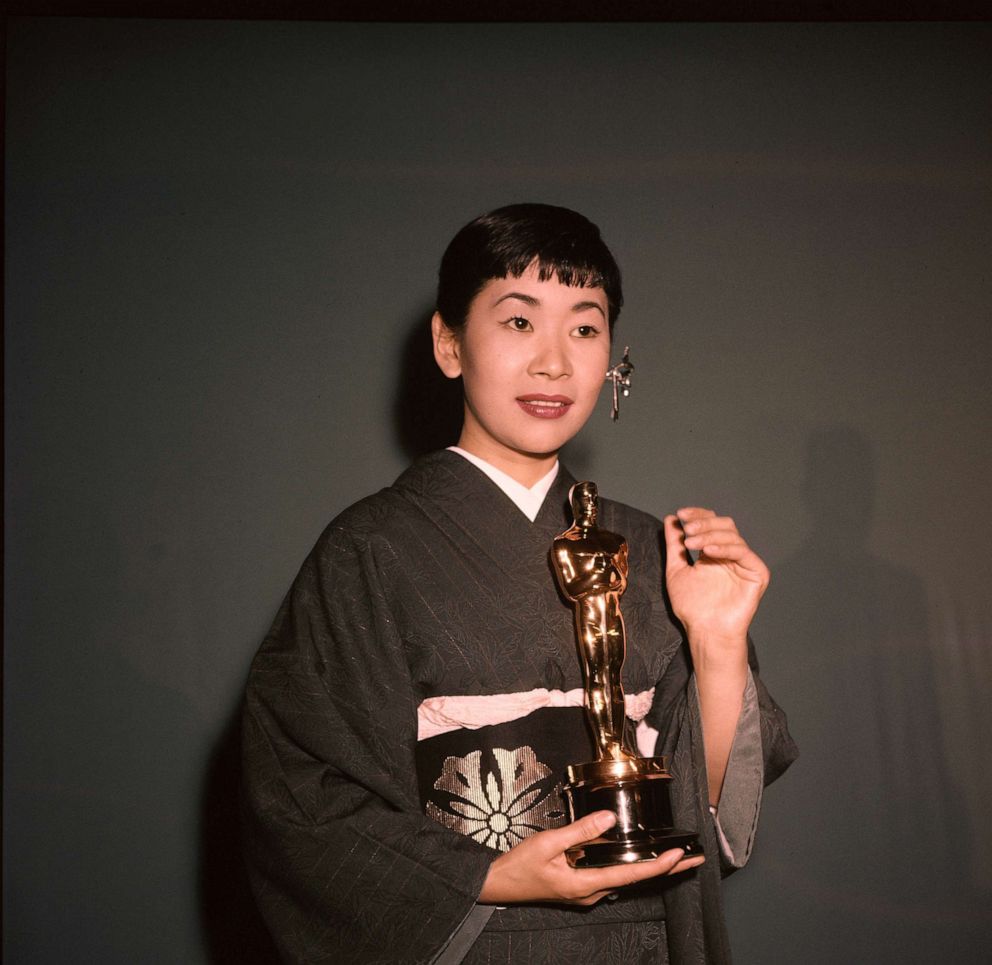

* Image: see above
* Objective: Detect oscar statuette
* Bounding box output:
[552,482,701,868]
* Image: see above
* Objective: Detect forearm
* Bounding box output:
[688,632,749,805]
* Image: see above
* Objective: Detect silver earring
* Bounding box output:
[605,347,634,422]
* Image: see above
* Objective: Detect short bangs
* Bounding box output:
[436,203,623,332]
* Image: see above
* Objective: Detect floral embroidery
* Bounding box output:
[426,746,566,851]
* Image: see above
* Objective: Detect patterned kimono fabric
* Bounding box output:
[243,450,797,964]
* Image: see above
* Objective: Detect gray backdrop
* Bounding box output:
[5,18,990,964]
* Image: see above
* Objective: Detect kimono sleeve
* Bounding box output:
[646,637,798,871]
[241,520,495,964]
[650,637,797,783]
[709,671,762,870]
[636,637,797,963]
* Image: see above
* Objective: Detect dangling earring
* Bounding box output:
[605,347,634,422]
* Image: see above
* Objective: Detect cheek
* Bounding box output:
[461,341,516,385]
[578,350,610,397]
[458,349,507,401]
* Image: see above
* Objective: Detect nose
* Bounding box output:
[528,332,572,380]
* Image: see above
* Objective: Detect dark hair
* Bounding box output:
[435,203,623,333]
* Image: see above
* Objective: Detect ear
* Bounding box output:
[431,311,462,379]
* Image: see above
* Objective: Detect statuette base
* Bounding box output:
[563,757,701,869]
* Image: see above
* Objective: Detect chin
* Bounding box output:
[510,427,580,458]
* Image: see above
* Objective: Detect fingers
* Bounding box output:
[537,810,616,857]
[570,847,705,903]
[480,815,706,907]
[675,507,716,523]
[606,846,699,887]
[548,814,704,898]
[479,814,618,905]
[676,510,767,572]
[684,531,745,555]
[667,511,745,566]
[688,535,752,563]
[663,514,692,575]
[666,854,708,876]
[678,513,738,543]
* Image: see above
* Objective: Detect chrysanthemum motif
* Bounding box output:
[426,746,566,852]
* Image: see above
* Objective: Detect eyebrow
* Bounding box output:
[492,291,607,320]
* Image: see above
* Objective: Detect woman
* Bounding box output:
[242,204,797,964]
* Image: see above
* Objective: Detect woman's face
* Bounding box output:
[432,261,611,483]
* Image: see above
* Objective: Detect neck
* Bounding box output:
[455,433,558,488]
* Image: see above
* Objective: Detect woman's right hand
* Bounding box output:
[477,810,705,907]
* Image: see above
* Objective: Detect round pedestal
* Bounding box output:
[563,757,701,869]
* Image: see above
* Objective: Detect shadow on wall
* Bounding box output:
[200,707,280,964]
[392,309,464,461]
[753,425,985,963]
[197,307,463,963]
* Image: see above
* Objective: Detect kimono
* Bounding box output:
[242,450,797,964]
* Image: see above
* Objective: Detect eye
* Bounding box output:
[572,324,600,338]
[505,316,533,332]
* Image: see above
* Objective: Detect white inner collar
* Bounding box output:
[448,447,559,522]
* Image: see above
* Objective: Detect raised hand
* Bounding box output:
[662,508,770,648]
[662,507,769,802]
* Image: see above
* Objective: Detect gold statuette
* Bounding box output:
[552,482,700,867]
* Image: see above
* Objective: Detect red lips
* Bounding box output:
[516,394,574,419]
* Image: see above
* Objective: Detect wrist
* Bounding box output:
[687,630,747,679]
[477,855,507,905]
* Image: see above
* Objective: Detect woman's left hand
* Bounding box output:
[663,507,768,802]
[662,508,770,652]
